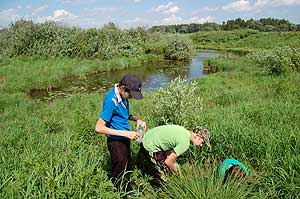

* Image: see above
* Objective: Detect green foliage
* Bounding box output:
[149,17,298,33]
[164,35,193,60]
[190,29,259,50]
[190,30,300,53]
[149,22,222,33]
[151,77,203,127]
[143,33,166,55]
[250,46,300,75]
[0,20,194,60]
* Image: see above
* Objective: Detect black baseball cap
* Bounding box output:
[119,74,143,99]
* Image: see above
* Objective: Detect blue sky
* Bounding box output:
[1,0,300,29]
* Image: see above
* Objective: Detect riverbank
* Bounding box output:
[0,54,162,94]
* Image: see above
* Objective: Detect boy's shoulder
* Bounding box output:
[104,88,119,107]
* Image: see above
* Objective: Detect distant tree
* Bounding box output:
[149,18,299,33]
[289,24,297,31]
[264,25,275,32]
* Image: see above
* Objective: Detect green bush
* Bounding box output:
[0,20,194,60]
[151,77,203,127]
[164,35,193,60]
[250,46,300,75]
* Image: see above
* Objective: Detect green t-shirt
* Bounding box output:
[143,125,190,157]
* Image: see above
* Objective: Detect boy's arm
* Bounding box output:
[95,118,139,140]
[164,151,178,174]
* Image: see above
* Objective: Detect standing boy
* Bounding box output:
[137,125,210,185]
[95,74,146,189]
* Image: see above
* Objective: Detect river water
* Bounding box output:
[28,50,222,101]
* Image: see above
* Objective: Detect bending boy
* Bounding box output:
[137,125,210,185]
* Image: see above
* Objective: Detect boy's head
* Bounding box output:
[119,74,143,99]
[191,126,211,148]
[223,165,246,183]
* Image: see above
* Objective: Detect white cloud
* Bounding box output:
[124,17,148,27]
[62,0,82,3]
[125,17,145,23]
[32,5,48,16]
[38,9,78,24]
[85,7,116,13]
[152,2,180,14]
[223,0,300,12]
[254,0,270,8]
[184,16,215,24]
[203,6,219,11]
[162,14,182,24]
[263,0,300,6]
[133,0,142,2]
[0,8,21,24]
[222,0,252,11]
[35,5,49,13]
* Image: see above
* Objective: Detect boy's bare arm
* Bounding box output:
[164,151,178,173]
[95,118,139,140]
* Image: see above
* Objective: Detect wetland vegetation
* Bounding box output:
[1,20,300,198]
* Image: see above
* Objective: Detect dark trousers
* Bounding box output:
[107,138,132,190]
[137,144,172,187]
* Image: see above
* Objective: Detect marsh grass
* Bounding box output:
[189,31,300,53]
[153,162,267,199]
[131,55,300,198]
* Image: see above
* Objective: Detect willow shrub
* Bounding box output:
[250,46,300,75]
[164,35,193,60]
[151,77,203,128]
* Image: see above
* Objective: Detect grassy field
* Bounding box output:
[189,30,300,53]
[1,31,300,198]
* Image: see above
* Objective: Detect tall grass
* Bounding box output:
[132,55,300,198]
[154,163,267,199]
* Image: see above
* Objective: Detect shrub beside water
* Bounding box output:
[151,77,203,127]
[0,20,193,60]
[164,35,193,60]
[250,46,300,75]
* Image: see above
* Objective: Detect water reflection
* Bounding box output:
[28,50,222,101]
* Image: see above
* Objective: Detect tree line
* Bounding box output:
[149,18,300,33]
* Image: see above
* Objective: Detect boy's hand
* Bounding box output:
[126,131,140,140]
[137,119,146,131]
[164,151,178,173]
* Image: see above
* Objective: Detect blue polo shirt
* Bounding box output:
[99,85,130,140]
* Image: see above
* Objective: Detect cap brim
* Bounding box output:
[130,90,143,99]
